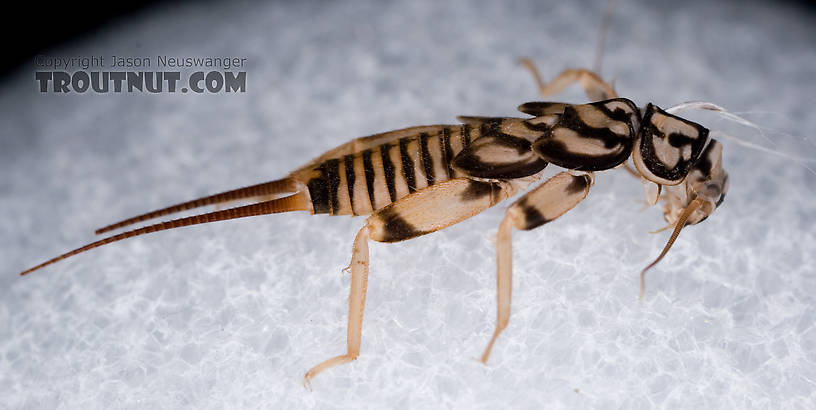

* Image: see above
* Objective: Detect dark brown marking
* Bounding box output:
[692,139,720,178]
[323,159,341,214]
[566,174,590,195]
[694,153,713,177]
[594,98,640,125]
[523,117,554,132]
[716,191,727,208]
[399,137,416,193]
[479,119,503,138]
[362,149,376,208]
[533,139,627,171]
[457,155,544,179]
[518,101,562,116]
[531,102,636,171]
[560,105,630,148]
[516,197,549,230]
[306,173,329,214]
[498,134,534,155]
[376,208,426,242]
[668,132,698,148]
[533,115,633,170]
[380,143,397,202]
[419,133,435,186]
[441,127,453,179]
[638,104,710,182]
[462,124,472,147]
[344,154,355,213]
[452,137,548,179]
[460,180,496,202]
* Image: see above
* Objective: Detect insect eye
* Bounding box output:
[704,183,720,194]
[697,181,726,208]
[715,192,727,208]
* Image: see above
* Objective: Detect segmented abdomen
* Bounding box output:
[306,125,477,215]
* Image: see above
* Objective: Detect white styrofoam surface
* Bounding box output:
[2,0,815,408]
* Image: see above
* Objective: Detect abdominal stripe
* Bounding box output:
[399,137,416,193]
[419,133,435,186]
[324,158,341,214]
[344,154,355,213]
[314,128,473,215]
[362,149,376,208]
[380,143,397,202]
[441,127,453,179]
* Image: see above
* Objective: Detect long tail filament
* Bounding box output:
[95,178,298,234]
[20,192,309,276]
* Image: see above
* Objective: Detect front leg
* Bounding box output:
[519,58,618,101]
[481,171,594,363]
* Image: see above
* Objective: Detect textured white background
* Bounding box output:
[2,0,815,408]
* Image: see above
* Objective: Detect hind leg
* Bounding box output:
[303,225,370,389]
[303,177,525,387]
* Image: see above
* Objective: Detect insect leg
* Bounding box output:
[303,224,370,389]
[615,161,663,207]
[304,177,527,386]
[481,171,593,363]
[519,58,617,101]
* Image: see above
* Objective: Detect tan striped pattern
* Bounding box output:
[305,124,483,216]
